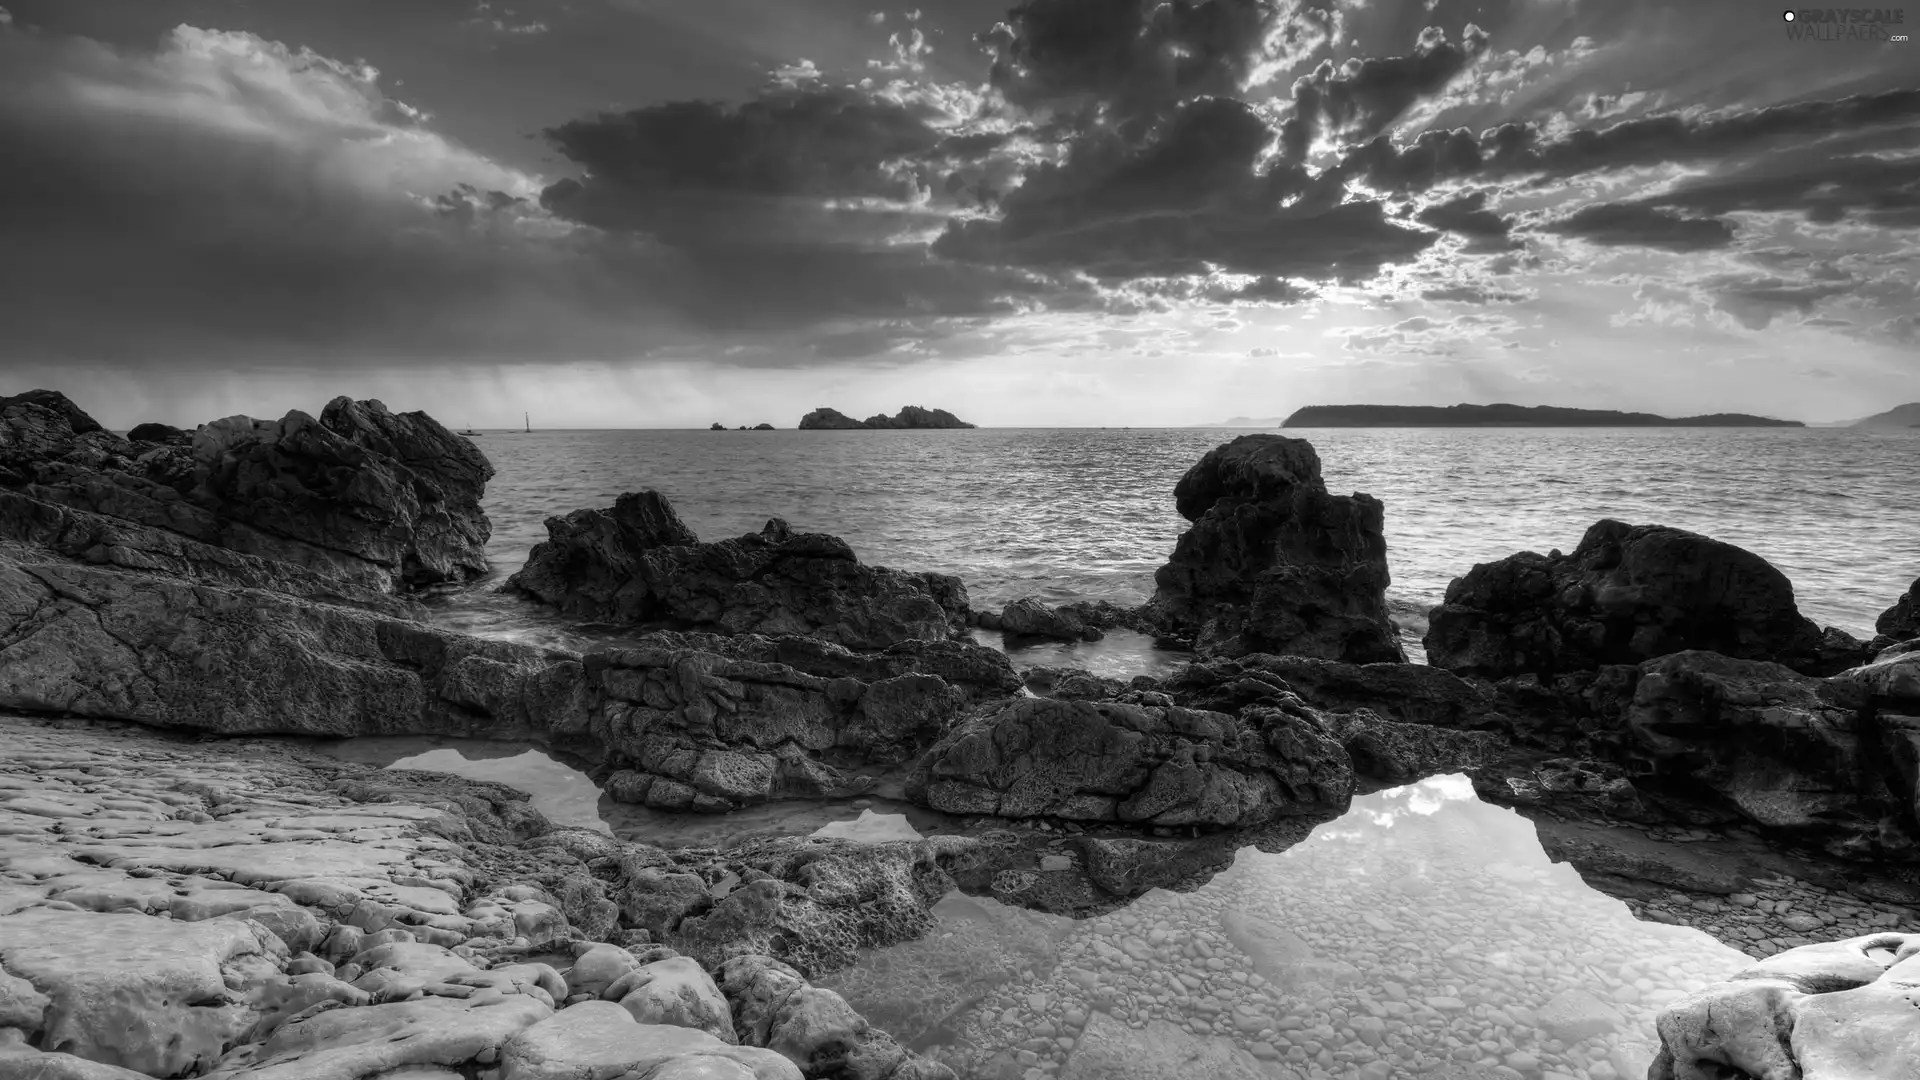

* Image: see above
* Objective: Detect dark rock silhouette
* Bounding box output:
[1148,434,1404,663]
[1283,403,1803,427]
[1424,520,1866,678]
[1878,574,1919,644]
[1,391,494,591]
[798,405,975,429]
[709,422,726,430]
[126,421,189,444]
[508,490,972,649]
[752,423,775,430]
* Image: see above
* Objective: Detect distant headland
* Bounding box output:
[1850,402,1920,429]
[799,405,976,429]
[1281,404,1804,428]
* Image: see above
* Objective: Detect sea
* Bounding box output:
[430,424,1920,672]
[368,424,1918,1079]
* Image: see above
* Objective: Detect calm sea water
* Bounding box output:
[433,426,1919,668]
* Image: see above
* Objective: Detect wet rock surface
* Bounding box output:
[1878,574,1920,645]
[1148,435,1404,665]
[509,491,972,649]
[1425,519,1865,679]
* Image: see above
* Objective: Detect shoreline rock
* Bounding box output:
[1424,519,1866,679]
[508,492,972,649]
[1149,435,1404,664]
[2,390,494,593]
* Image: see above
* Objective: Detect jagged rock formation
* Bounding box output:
[798,406,975,430]
[905,696,1354,828]
[1425,520,1866,679]
[1,390,494,592]
[1148,434,1404,663]
[588,631,1021,812]
[0,718,956,1079]
[508,491,971,649]
[1652,933,1920,1079]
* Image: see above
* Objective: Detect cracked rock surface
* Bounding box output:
[0,717,953,1080]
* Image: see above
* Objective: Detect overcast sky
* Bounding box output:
[1,0,1915,427]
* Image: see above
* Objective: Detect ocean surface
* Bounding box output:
[432,425,1920,673]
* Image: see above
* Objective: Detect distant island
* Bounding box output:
[1851,402,1920,429]
[1281,404,1804,428]
[799,405,976,430]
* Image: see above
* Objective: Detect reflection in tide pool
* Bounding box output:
[821,776,1753,1080]
[316,737,612,836]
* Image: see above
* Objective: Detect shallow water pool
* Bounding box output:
[820,776,1752,1080]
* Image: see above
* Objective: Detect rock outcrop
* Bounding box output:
[993,596,1103,641]
[588,631,1021,812]
[906,696,1354,828]
[1878,574,1920,645]
[0,552,590,745]
[1,390,494,593]
[1425,520,1865,679]
[1652,933,1920,1079]
[509,491,971,649]
[798,407,975,430]
[1148,435,1404,663]
[0,717,960,1079]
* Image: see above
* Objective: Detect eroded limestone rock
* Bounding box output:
[1652,933,1920,1080]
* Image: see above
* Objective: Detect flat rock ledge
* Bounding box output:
[0,717,952,1080]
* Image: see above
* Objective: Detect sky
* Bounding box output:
[0,0,1916,428]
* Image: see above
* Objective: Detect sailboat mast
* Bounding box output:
[524,412,530,433]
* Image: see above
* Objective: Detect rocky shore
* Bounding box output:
[3,388,1917,1079]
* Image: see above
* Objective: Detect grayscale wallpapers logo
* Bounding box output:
[1783,7,1910,40]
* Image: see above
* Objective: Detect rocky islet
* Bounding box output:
[1,390,1916,1078]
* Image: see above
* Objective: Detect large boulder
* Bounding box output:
[1,391,494,592]
[1651,933,1920,1080]
[905,695,1354,828]
[1425,520,1864,679]
[1878,574,1920,644]
[509,491,971,649]
[589,632,1019,813]
[1612,651,1914,859]
[1148,435,1404,663]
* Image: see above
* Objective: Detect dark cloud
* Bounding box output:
[1705,274,1857,330]
[1413,189,1516,252]
[1421,284,1526,303]
[1544,204,1737,252]
[1638,151,1920,229]
[543,86,946,204]
[932,95,1434,279]
[1286,23,1489,154]
[1343,87,1920,194]
[981,0,1314,122]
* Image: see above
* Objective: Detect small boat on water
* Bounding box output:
[457,425,484,437]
